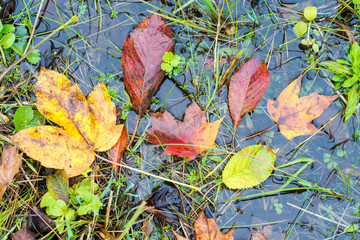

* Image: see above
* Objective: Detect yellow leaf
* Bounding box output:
[13,68,124,177]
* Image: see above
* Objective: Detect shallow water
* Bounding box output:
[7,0,360,239]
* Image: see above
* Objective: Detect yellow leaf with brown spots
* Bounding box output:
[267,75,340,140]
[13,68,124,177]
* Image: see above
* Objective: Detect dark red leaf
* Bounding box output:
[122,14,175,116]
[107,126,128,172]
[140,182,190,224]
[228,57,271,127]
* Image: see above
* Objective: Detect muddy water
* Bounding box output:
[9,0,360,239]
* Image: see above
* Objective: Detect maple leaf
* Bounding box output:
[146,101,224,160]
[228,57,271,127]
[122,14,175,116]
[0,144,22,200]
[267,75,340,140]
[173,206,235,240]
[13,68,124,177]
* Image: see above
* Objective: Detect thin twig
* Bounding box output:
[24,0,45,54]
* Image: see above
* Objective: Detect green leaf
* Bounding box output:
[350,41,360,67]
[1,24,15,33]
[14,106,34,132]
[65,208,76,221]
[0,33,15,49]
[293,22,307,38]
[319,61,352,75]
[169,55,181,66]
[161,62,173,73]
[336,59,351,65]
[40,192,57,208]
[47,170,70,202]
[46,200,67,217]
[162,52,174,63]
[342,76,358,88]
[0,22,2,33]
[26,49,41,65]
[312,43,319,52]
[222,145,276,189]
[344,84,359,122]
[304,7,317,21]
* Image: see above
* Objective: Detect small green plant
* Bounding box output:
[40,170,103,238]
[274,202,283,214]
[293,6,320,52]
[13,106,45,132]
[161,52,184,78]
[110,10,117,18]
[319,41,360,121]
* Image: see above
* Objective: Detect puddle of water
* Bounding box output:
[6,0,360,239]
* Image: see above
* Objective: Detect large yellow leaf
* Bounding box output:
[13,68,124,177]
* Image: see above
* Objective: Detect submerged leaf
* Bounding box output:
[146,101,223,160]
[122,14,175,116]
[267,75,340,140]
[228,57,271,127]
[222,145,276,189]
[13,68,124,177]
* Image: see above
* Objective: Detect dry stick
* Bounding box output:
[95,153,202,193]
[0,16,78,82]
[127,115,140,148]
[24,0,45,54]
[104,190,113,229]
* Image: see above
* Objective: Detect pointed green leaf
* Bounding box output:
[222,145,276,189]
[0,33,15,49]
[350,41,360,67]
[344,84,359,122]
[47,170,70,202]
[319,61,352,75]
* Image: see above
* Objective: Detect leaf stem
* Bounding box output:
[127,115,140,148]
[0,16,78,81]
[0,45,8,68]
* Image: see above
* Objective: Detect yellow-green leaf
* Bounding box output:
[304,7,317,21]
[47,170,69,202]
[222,145,276,189]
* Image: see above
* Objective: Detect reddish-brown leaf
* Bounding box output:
[122,14,175,116]
[12,229,36,240]
[107,126,128,172]
[146,101,224,160]
[228,57,271,127]
[267,75,340,140]
[173,206,235,240]
[0,144,22,200]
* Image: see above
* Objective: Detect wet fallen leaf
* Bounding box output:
[12,229,36,240]
[47,170,69,202]
[122,13,175,116]
[222,145,276,189]
[28,205,55,236]
[13,68,124,177]
[229,57,271,127]
[267,75,340,140]
[140,182,189,224]
[107,126,128,172]
[0,144,22,200]
[146,101,224,160]
[173,206,235,240]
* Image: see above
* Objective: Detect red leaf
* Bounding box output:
[228,57,271,127]
[146,101,223,160]
[107,126,128,172]
[122,14,175,116]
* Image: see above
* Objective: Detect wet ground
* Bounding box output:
[4,0,360,239]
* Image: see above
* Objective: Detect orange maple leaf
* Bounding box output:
[267,75,340,140]
[146,101,224,160]
[173,206,235,240]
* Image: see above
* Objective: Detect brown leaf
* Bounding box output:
[28,205,55,236]
[107,126,128,173]
[0,144,22,200]
[122,14,175,116]
[146,101,224,160]
[12,229,36,240]
[228,57,271,127]
[267,75,340,140]
[174,206,235,240]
